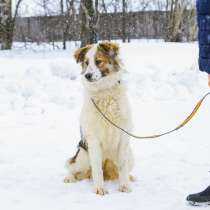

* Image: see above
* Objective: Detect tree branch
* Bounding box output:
[13,0,23,21]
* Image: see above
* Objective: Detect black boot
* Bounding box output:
[186,185,210,206]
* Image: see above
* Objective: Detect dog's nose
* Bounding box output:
[85,73,92,81]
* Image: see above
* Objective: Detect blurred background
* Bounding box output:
[0,0,196,50]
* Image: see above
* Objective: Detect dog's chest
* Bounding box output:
[93,97,123,158]
[82,94,127,146]
[96,96,121,125]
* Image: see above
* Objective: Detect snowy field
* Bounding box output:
[0,40,210,210]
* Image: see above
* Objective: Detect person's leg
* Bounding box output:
[186,185,210,206]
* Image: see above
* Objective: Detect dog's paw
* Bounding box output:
[118,185,131,193]
[64,175,76,183]
[95,187,109,196]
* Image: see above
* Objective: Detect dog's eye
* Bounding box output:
[85,60,89,66]
[95,60,103,65]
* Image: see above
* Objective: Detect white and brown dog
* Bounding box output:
[64,42,134,195]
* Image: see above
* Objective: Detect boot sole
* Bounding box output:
[188,201,210,206]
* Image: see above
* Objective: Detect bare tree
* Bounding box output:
[183,2,196,42]
[11,0,196,45]
[137,0,153,11]
[113,0,120,13]
[122,0,127,42]
[80,0,100,47]
[164,0,193,42]
[0,0,23,50]
[60,0,76,50]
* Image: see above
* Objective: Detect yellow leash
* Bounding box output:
[91,92,210,139]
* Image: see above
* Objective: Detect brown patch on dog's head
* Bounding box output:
[96,42,121,75]
[74,45,92,64]
[98,42,119,58]
[94,50,111,77]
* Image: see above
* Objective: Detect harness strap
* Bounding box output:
[70,139,88,163]
[91,92,210,140]
[70,148,81,164]
[78,139,88,151]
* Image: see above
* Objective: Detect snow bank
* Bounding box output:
[0,41,208,115]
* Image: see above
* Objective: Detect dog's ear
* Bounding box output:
[98,42,119,57]
[74,45,91,63]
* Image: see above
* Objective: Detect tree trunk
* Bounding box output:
[80,0,99,47]
[0,0,13,50]
[60,0,66,50]
[122,0,127,43]
[164,0,187,42]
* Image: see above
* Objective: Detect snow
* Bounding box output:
[0,40,210,210]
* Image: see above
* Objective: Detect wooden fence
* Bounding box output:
[14,10,196,43]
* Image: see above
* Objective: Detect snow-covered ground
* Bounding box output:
[0,41,210,210]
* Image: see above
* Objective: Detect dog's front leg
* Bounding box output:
[88,139,108,195]
[118,134,131,193]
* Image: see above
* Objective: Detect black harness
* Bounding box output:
[78,139,88,151]
[69,128,88,164]
[78,126,88,151]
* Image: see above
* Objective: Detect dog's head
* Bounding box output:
[74,42,122,90]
